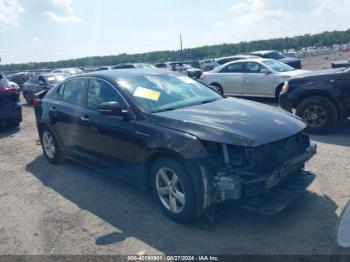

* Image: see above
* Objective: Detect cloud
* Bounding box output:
[0,0,25,27]
[44,0,82,23]
[45,11,82,23]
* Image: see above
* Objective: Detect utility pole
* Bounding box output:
[180,34,183,62]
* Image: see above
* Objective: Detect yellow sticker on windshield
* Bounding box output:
[134,87,160,101]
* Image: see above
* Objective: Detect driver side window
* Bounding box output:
[87,79,123,109]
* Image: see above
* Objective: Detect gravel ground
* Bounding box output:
[0,56,350,255]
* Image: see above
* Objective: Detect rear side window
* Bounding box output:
[61,78,86,105]
[220,63,244,73]
[87,79,123,109]
[244,62,263,73]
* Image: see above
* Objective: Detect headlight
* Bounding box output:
[282,81,289,93]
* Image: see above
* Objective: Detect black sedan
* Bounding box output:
[250,50,302,69]
[23,73,66,104]
[0,73,22,127]
[34,69,316,222]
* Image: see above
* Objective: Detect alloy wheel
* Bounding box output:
[155,167,186,214]
[303,105,327,128]
[42,131,56,159]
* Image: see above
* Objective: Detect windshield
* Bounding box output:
[45,75,65,84]
[117,73,222,113]
[263,60,295,72]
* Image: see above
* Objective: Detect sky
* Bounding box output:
[0,0,349,64]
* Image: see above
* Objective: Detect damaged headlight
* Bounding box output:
[201,141,248,167]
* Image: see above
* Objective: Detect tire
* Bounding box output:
[23,92,32,105]
[210,83,224,95]
[40,127,63,164]
[150,157,197,223]
[296,96,338,134]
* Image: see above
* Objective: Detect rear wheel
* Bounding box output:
[40,127,63,164]
[210,83,223,95]
[296,96,338,134]
[150,158,197,223]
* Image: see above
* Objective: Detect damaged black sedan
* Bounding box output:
[34,69,316,223]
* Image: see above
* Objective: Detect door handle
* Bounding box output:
[80,116,90,122]
[49,107,56,112]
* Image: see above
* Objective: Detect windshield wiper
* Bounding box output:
[152,107,177,113]
[200,98,219,105]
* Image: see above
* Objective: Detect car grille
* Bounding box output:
[250,133,310,173]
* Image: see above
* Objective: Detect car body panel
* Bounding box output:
[152,97,306,147]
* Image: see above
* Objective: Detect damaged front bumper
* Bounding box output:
[213,142,317,215]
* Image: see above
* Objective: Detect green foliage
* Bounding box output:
[1,29,350,72]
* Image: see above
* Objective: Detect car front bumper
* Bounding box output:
[213,143,317,214]
[279,91,293,113]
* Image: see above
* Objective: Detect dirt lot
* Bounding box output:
[0,57,350,256]
[301,51,350,70]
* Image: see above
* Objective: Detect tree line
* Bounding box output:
[1,29,350,72]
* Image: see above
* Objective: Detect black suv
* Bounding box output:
[280,68,350,134]
[34,69,316,222]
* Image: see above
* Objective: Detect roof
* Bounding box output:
[83,68,171,80]
[249,50,278,55]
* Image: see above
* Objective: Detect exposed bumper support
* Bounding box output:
[243,171,315,215]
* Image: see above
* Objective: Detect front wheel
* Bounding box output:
[296,96,338,134]
[150,158,197,223]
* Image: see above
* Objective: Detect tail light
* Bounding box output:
[0,87,17,93]
[33,98,41,108]
[199,74,205,80]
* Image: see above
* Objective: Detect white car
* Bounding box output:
[200,58,309,98]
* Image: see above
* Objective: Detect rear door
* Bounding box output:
[242,62,273,97]
[49,78,88,152]
[219,62,245,95]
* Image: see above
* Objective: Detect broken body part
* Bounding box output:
[191,133,316,218]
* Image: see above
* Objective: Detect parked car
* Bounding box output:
[95,66,112,71]
[112,63,155,70]
[23,73,66,104]
[280,68,350,134]
[7,72,33,90]
[249,50,302,69]
[34,69,316,223]
[212,55,259,69]
[200,59,214,71]
[0,73,22,127]
[51,68,84,77]
[155,62,203,79]
[200,58,308,98]
[183,60,201,69]
[330,201,350,261]
[331,60,350,69]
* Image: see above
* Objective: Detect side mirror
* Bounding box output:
[97,101,123,116]
[261,68,271,74]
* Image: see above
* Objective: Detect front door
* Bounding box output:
[242,62,272,97]
[78,78,146,177]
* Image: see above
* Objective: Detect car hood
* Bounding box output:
[151,98,306,147]
[279,69,310,77]
[289,68,347,80]
[280,57,300,63]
